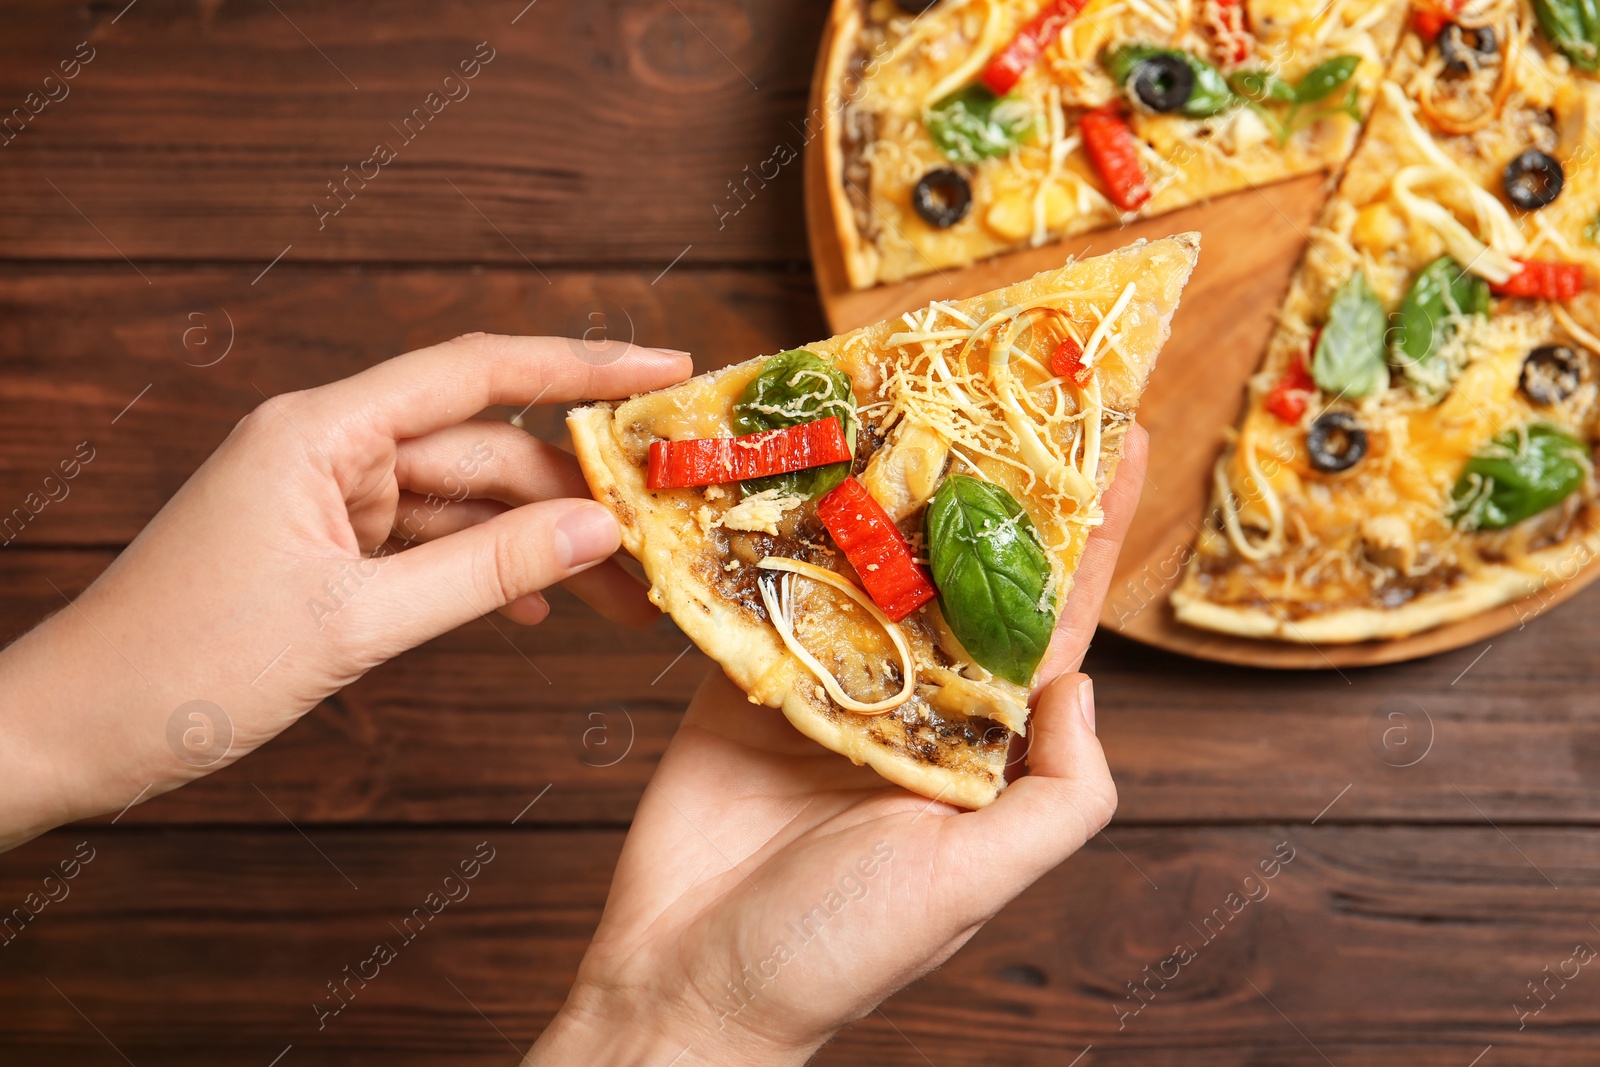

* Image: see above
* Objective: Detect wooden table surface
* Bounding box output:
[4,2,1600,1063]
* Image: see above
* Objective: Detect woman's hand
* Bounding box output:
[0,334,691,850]
[530,429,1147,1065]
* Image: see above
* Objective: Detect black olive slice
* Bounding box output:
[911,168,972,228]
[1439,23,1498,75]
[1504,149,1564,210]
[1520,344,1585,405]
[1129,54,1196,113]
[894,0,941,11]
[1306,412,1368,474]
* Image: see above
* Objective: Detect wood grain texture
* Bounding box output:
[0,267,825,546]
[10,551,1600,827]
[0,0,824,264]
[3,825,1598,1062]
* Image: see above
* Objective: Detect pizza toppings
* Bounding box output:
[1228,55,1362,144]
[1078,105,1152,212]
[1048,335,1091,385]
[911,168,975,228]
[925,475,1056,685]
[979,0,1087,96]
[646,418,852,491]
[816,477,938,622]
[1503,149,1565,211]
[925,85,1037,163]
[1438,22,1498,75]
[1491,259,1586,300]
[1391,256,1490,378]
[734,350,859,497]
[1265,356,1317,424]
[756,558,917,715]
[1202,0,1254,67]
[1520,344,1586,405]
[1449,424,1590,530]
[1107,45,1236,117]
[1533,0,1600,72]
[1312,272,1389,398]
[1412,0,1465,41]
[1305,411,1369,474]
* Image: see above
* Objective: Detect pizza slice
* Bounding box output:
[824,0,1408,288]
[571,235,1198,807]
[1171,2,1600,641]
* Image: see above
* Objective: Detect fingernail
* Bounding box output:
[648,347,690,357]
[555,504,619,569]
[1078,678,1096,734]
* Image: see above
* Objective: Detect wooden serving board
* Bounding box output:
[802,19,1600,669]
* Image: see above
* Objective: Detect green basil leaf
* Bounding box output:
[733,349,858,499]
[925,475,1055,686]
[925,85,1037,164]
[1312,271,1390,398]
[1106,44,1237,117]
[1293,55,1361,104]
[1535,0,1600,71]
[1449,424,1591,530]
[1229,68,1297,104]
[1390,256,1491,371]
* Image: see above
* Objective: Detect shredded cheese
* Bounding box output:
[756,558,916,715]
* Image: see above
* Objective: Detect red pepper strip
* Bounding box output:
[1411,0,1463,41]
[980,0,1089,95]
[1265,355,1317,424]
[646,417,852,490]
[816,477,937,622]
[1078,106,1152,212]
[1491,259,1586,301]
[1049,336,1092,385]
[1206,0,1253,65]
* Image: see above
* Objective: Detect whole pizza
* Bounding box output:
[821,0,1600,644]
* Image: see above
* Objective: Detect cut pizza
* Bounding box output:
[571,235,1198,806]
[823,0,1409,287]
[1171,0,1600,641]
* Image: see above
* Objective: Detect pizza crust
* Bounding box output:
[821,0,878,291]
[1170,524,1600,643]
[572,236,1199,806]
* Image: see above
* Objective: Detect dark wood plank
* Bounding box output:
[10,550,1600,827]
[0,0,821,264]
[3,825,1598,1061]
[0,267,826,546]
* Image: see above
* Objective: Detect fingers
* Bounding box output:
[314,334,692,440]
[1036,422,1148,686]
[943,673,1115,915]
[357,498,621,654]
[392,421,590,508]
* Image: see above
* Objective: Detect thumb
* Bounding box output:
[355,498,620,654]
[942,673,1116,919]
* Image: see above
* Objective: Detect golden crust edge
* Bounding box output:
[1168,524,1600,642]
[823,0,878,291]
